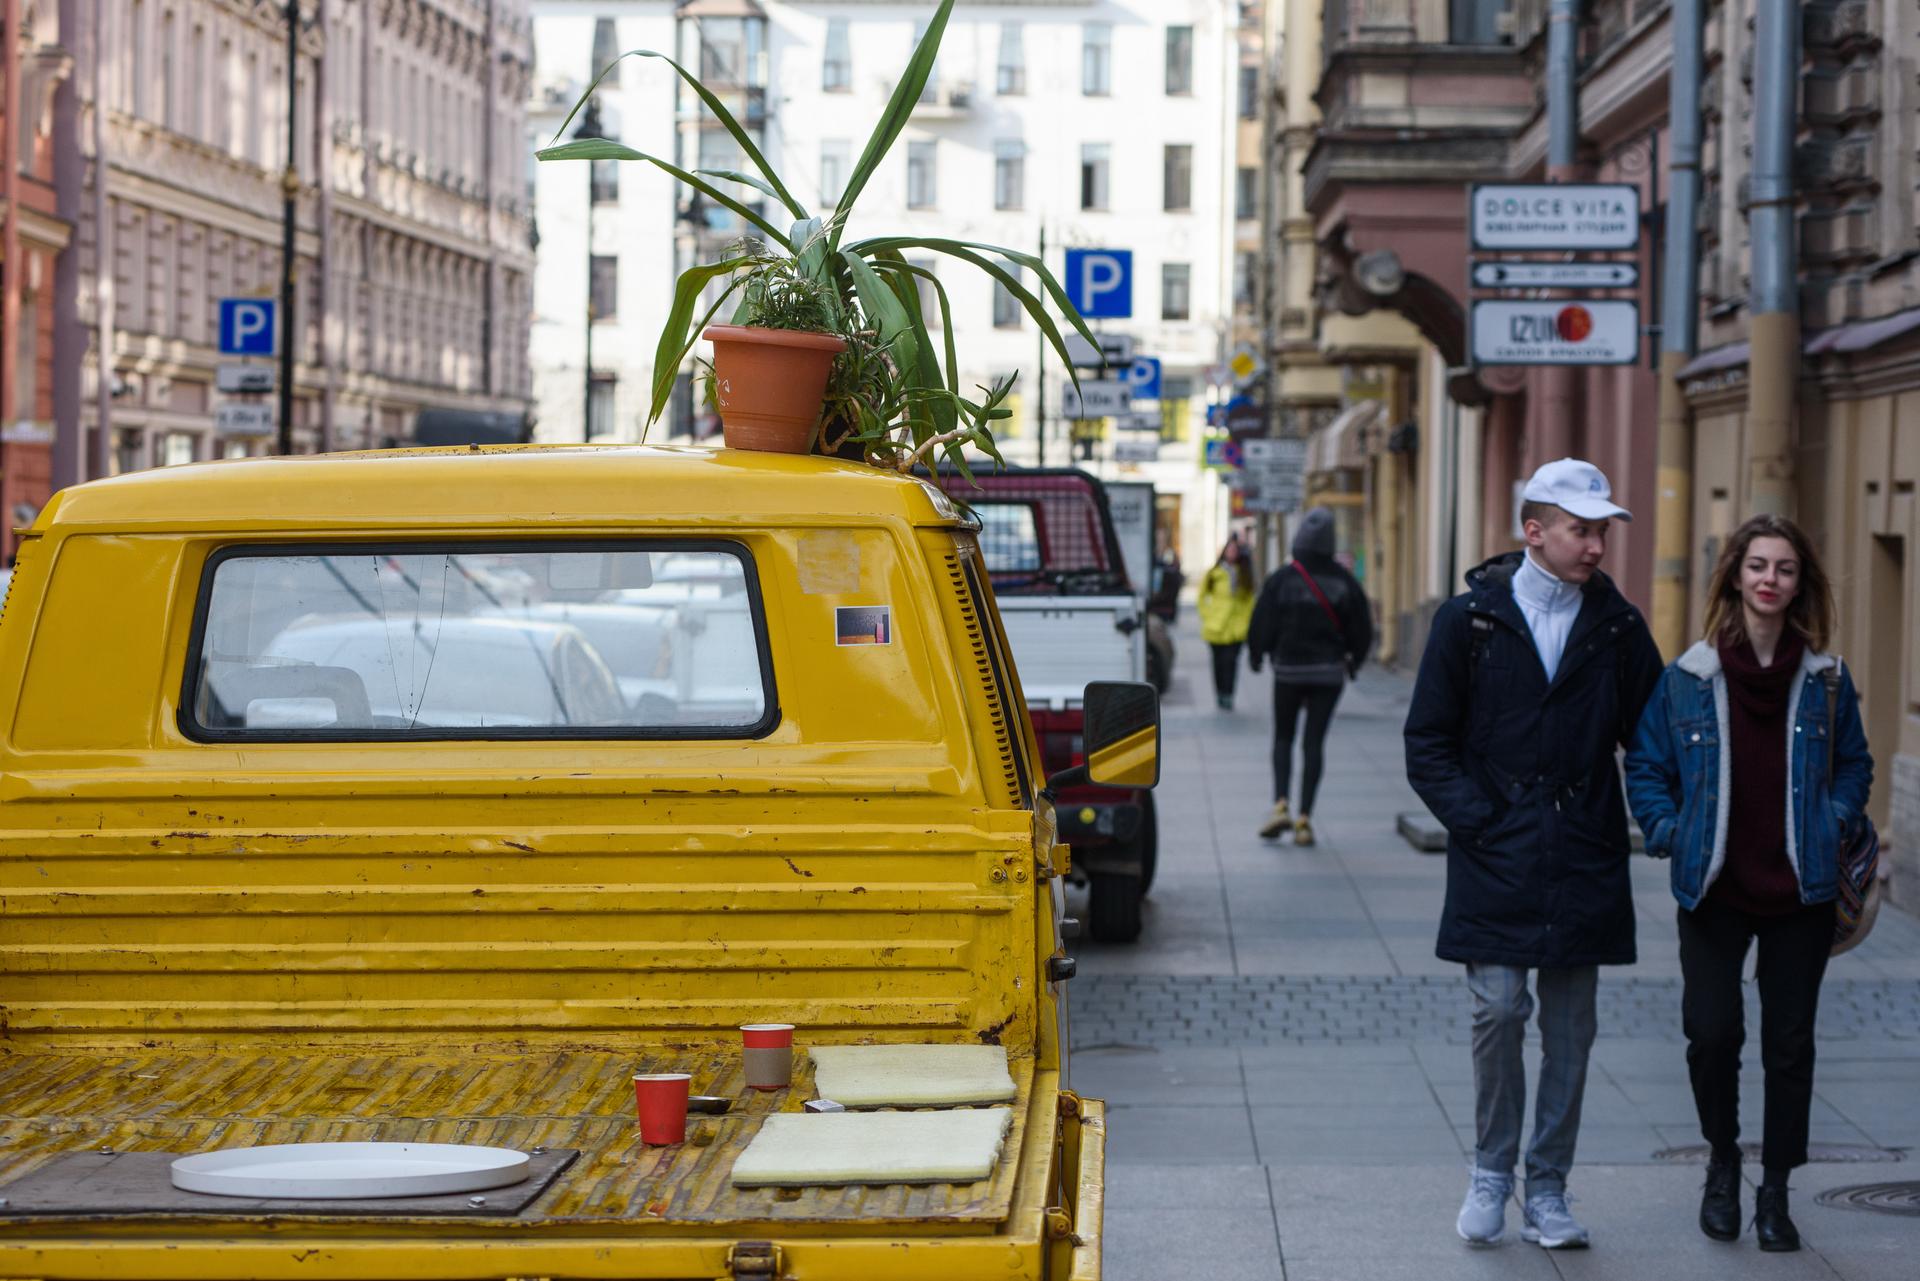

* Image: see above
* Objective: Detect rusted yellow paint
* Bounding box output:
[0,446,1099,1277]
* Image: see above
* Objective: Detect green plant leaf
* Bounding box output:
[875,260,959,399]
[872,252,956,447]
[538,138,792,249]
[830,0,954,250]
[648,258,751,427]
[544,48,808,222]
[840,250,919,371]
[695,168,787,208]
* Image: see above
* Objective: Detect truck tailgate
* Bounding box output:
[994,596,1140,710]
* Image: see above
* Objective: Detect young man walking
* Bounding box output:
[1404,459,1664,1249]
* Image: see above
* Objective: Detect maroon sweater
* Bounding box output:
[1710,634,1804,915]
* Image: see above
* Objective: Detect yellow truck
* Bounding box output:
[0,445,1156,1280]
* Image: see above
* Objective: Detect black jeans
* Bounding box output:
[1677,896,1836,1171]
[1209,643,1242,701]
[1272,681,1342,812]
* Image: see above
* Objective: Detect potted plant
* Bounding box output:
[536,0,1097,474]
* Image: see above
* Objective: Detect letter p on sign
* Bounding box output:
[219,299,278,356]
[1065,249,1133,319]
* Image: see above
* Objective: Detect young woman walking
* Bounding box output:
[1625,515,1873,1252]
[1247,508,1372,846]
[1197,535,1257,710]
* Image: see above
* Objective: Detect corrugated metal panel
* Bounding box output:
[0,1050,1045,1229]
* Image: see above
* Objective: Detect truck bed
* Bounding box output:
[0,1047,1043,1232]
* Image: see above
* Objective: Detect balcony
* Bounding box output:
[901,80,977,120]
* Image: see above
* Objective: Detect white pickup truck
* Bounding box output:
[932,468,1157,942]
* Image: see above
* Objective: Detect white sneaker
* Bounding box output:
[1521,1191,1591,1249]
[1457,1166,1512,1244]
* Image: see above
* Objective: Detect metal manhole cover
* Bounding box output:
[1815,1182,1920,1215]
[1654,1143,1904,1165]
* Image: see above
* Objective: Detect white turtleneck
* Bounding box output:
[1512,550,1583,681]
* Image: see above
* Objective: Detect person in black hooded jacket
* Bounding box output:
[1404,459,1664,1251]
[1246,507,1372,846]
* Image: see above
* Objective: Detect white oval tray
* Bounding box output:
[170,1142,531,1200]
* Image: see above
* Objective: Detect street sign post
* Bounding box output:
[1059,379,1131,418]
[1063,332,1135,369]
[1064,249,1133,319]
[1471,261,1639,289]
[1241,438,1307,514]
[216,364,276,394]
[215,403,275,437]
[1470,299,1640,366]
[217,299,278,356]
[1468,184,1641,251]
[1122,356,1162,401]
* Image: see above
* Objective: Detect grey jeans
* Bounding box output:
[1466,963,1599,1196]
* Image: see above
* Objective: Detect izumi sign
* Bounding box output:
[1471,300,1640,366]
[1469,183,1641,250]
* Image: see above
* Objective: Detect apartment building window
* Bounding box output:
[189,25,206,138]
[587,375,617,440]
[1161,263,1191,320]
[161,11,176,130]
[996,23,1025,95]
[590,254,618,321]
[215,37,233,151]
[1163,144,1192,213]
[994,140,1025,211]
[823,17,851,91]
[1239,66,1260,119]
[910,259,941,329]
[1081,144,1110,211]
[1082,23,1111,96]
[1236,167,1258,221]
[1166,26,1193,96]
[1234,251,1257,308]
[1159,376,1193,442]
[820,139,851,207]
[592,17,620,84]
[907,140,937,209]
[993,262,1024,329]
[592,158,620,203]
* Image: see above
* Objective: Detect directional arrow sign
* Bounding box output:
[1060,379,1131,418]
[1472,262,1639,289]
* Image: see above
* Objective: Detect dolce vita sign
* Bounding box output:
[1469,183,1641,251]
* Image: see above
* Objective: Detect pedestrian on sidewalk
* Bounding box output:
[1198,534,1257,711]
[1403,459,1663,1250]
[1623,514,1872,1253]
[1247,507,1371,847]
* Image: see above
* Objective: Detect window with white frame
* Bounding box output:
[1161,263,1191,321]
[1082,23,1111,96]
[1236,167,1259,221]
[820,139,851,207]
[997,23,1025,95]
[993,262,1024,329]
[907,140,937,209]
[823,17,851,91]
[1164,145,1193,212]
[1081,143,1110,211]
[994,140,1025,211]
[1166,26,1193,96]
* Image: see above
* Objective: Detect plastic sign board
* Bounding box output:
[1471,261,1639,288]
[216,364,276,394]
[1228,343,1265,387]
[1116,412,1162,434]
[218,298,277,356]
[1471,299,1640,366]
[1469,184,1641,251]
[1064,249,1133,319]
[1114,436,1160,463]
[1241,438,1308,514]
[1061,332,1135,368]
[1122,356,1162,401]
[215,403,275,437]
[1060,379,1131,418]
[1203,436,1242,470]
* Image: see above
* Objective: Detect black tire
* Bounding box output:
[1146,643,1168,694]
[1089,871,1144,943]
[1136,791,1158,896]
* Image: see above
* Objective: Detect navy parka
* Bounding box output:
[1404,553,1665,968]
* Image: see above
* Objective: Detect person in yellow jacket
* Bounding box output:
[1198,535,1257,710]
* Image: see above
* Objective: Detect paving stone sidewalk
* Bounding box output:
[1064,618,1920,1281]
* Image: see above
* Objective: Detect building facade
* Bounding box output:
[530,0,1246,564]
[60,0,532,491]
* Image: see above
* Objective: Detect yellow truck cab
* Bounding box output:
[0,445,1147,1280]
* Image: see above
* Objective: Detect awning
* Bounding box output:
[1307,401,1381,474]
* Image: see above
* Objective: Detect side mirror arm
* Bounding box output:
[1040,763,1089,801]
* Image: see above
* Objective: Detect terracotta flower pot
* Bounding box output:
[704,325,847,454]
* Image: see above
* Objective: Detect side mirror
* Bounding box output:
[1082,680,1160,788]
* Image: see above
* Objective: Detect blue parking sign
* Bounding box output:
[1064,249,1132,319]
[219,298,277,356]
[1122,356,1162,401]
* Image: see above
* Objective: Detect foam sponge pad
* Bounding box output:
[730,1108,1015,1187]
[808,1044,1018,1108]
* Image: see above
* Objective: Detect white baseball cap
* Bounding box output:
[1522,457,1633,522]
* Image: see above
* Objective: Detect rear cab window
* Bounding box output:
[183,542,777,740]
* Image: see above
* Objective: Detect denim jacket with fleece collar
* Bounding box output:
[1623,640,1873,911]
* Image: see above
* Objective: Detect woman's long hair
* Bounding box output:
[1216,537,1254,594]
[1701,514,1835,653]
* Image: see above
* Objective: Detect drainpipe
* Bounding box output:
[317,0,333,453]
[1745,0,1798,514]
[53,0,83,490]
[1652,0,1703,656]
[3,0,22,455]
[1536,0,1582,464]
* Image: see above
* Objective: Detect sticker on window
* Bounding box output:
[836,606,892,646]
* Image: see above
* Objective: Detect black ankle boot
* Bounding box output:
[1699,1159,1740,1241]
[1754,1185,1800,1252]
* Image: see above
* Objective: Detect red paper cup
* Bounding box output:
[634,1073,691,1145]
[741,1023,795,1091]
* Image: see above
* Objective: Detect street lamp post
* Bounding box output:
[574,99,607,442]
[279,1,302,456]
